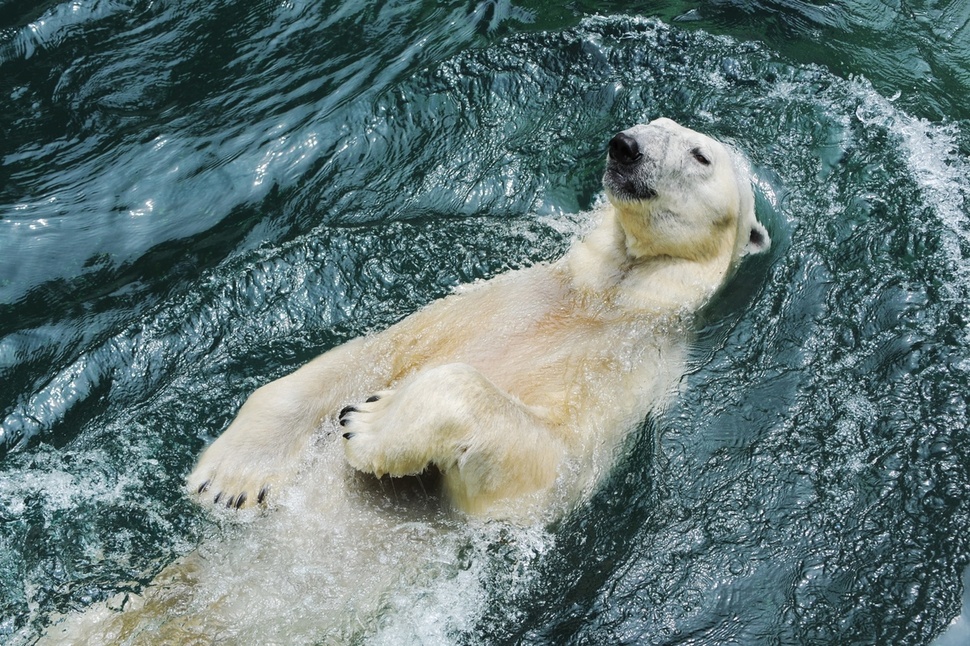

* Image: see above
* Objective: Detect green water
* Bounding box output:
[2,0,969,643]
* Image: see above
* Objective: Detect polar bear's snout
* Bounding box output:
[608,132,642,165]
[604,127,660,202]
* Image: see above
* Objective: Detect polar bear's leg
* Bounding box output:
[340,363,561,514]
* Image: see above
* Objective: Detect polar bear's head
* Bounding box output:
[603,118,770,264]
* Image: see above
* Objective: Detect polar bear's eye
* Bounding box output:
[691,148,711,166]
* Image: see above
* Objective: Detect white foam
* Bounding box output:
[852,79,970,286]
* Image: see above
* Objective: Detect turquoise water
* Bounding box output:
[2,0,969,643]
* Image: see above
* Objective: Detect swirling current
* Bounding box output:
[2,0,969,644]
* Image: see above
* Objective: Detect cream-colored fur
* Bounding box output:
[187,117,770,518]
[41,118,771,644]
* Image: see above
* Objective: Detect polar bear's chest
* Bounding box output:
[468,311,681,412]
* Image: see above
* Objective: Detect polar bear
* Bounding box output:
[41,118,771,644]
[187,117,770,518]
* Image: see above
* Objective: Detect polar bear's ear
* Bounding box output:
[732,155,771,257]
[743,219,771,256]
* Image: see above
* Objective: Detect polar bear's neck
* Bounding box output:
[564,208,734,313]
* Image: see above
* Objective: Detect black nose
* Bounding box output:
[609,132,641,164]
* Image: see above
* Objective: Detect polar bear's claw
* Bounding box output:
[338,406,358,425]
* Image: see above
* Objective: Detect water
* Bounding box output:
[2,0,969,643]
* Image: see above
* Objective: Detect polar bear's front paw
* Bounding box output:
[187,438,280,511]
[187,416,308,510]
[339,391,391,475]
[185,377,322,509]
[340,390,431,478]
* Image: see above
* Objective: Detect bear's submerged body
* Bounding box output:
[43,118,771,643]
